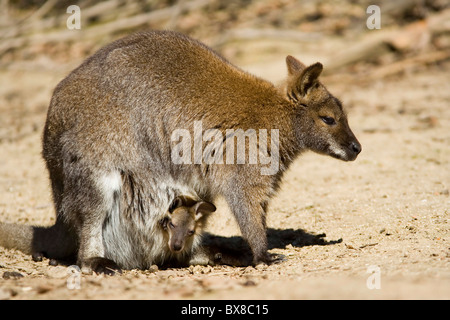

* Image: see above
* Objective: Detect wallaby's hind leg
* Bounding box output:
[62,169,122,274]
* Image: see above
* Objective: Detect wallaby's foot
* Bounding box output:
[80,257,122,275]
[267,253,286,264]
[212,252,252,267]
[253,252,286,266]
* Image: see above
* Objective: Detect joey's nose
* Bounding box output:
[172,243,182,252]
[351,141,361,155]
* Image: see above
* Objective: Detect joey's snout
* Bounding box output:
[171,242,183,252]
[167,224,189,253]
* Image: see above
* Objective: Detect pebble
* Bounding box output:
[148,264,159,273]
[45,266,69,279]
[2,271,24,280]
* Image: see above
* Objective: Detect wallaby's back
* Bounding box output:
[44,31,285,162]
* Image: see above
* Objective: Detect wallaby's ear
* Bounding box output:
[298,62,323,96]
[159,216,170,230]
[286,55,306,75]
[169,196,184,213]
[285,57,322,102]
[193,201,216,221]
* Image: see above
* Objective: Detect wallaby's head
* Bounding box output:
[282,55,361,161]
[160,196,216,253]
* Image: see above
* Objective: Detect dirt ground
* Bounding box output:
[0,1,449,300]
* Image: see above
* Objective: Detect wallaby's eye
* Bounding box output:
[320,116,336,126]
[188,230,195,236]
[169,222,175,229]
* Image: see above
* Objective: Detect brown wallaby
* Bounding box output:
[1,30,360,272]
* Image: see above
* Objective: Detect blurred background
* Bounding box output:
[0,0,450,141]
[0,0,449,142]
[1,0,449,71]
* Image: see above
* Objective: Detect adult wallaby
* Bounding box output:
[1,30,360,272]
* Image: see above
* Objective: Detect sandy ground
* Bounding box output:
[0,52,449,300]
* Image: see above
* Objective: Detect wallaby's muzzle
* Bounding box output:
[349,141,362,159]
[169,240,184,252]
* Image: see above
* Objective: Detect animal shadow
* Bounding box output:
[202,228,342,267]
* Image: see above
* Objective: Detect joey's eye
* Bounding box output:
[320,116,336,125]
[188,230,195,236]
[169,222,175,229]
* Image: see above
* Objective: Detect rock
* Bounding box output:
[45,266,69,279]
[2,271,24,280]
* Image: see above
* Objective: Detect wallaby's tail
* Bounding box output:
[0,221,77,260]
[0,222,35,254]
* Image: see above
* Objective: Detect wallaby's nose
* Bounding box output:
[351,141,361,155]
[172,243,183,252]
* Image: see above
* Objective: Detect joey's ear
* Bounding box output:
[169,196,184,213]
[286,55,306,75]
[159,216,170,230]
[298,62,323,96]
[193,201,216,221]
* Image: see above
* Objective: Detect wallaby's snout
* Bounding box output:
[325,121,362,162]
[329,121,361,162]
[171,240,184,252]
[160,212,193,253]
[338,138,361,161]
[349,140,362,160]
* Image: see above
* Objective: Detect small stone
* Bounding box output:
[192,265,203,274]
[49,259,59,266]
[45,266,69,279]
[32,252,44,262]
[243,266,255,273]
[2,271,24,280]
[149,264,159,273]
[255,264,268,271]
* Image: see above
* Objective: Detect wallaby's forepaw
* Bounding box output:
[80,257,122,275]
